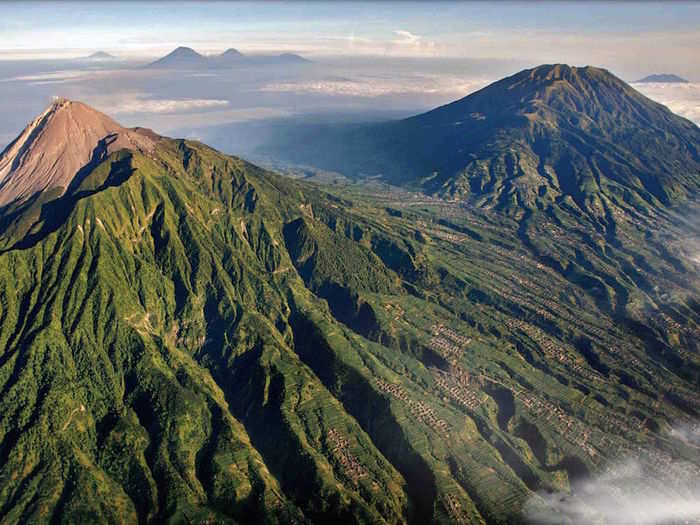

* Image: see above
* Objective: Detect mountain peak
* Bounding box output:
[636,73,688,83]
[85,51,116,60]
[148,46,310,68]
[411,63,700,208]
[49,96,69,108]
[525,63,603,79]
[277,52,311,63]
[263,63,700,219]
[506,64,626,95]
[407,64,633,128]
[148,46,206,68]
[518,64,624,91]
[171,46,201,57]
[0,99,156,207]
[220,48,243,57]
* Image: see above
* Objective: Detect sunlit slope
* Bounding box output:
[0,132,698,524]
[0,142,411,524]
[259,64,700,220]
[401,65,700,202]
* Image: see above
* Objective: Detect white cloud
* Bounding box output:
[391,29,436,55]
[680,236,700,267]
[109,97,230,114]
[632,82,700,125]
[524,428,700,525]
[119,107,294,136]
[393,30,421,45]
[670,421,700,447]
[260,75,488,98]
[77,91,230,116]
[68,92,252,133]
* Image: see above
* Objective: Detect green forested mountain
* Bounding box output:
[0,73,698,525]
[259,64,700,219]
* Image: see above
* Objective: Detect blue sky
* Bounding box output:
[1,1,698,75]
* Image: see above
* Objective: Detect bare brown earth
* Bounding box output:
[0,98,156,206]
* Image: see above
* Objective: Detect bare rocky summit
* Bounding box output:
[0,98,156,206]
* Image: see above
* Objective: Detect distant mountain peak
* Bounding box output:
[148,46,206,68]
[416,64,633,127]
[221,48,243,57]
[278,52,311,62]
[148,46,310,68]
[410,64,700,209]
[171,46,202,56]
[85,51,116,60]
[635,73,688,83]
[0,99,156,207]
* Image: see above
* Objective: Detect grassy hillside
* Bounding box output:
[0,135,698,524]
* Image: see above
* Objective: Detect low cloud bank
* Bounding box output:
[0,69,109,85]
[109,96,230,114]
[525,422,700,524]
[632,82,700,125]
[260,75,488,98]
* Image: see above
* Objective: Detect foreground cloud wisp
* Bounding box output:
[670,421,700,448]
[524,429,700,525]
[526,463,700,524]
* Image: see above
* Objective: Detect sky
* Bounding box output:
[1,1,699,79]
[0,1,698,156]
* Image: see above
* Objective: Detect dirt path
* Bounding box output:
[61,404,86,431]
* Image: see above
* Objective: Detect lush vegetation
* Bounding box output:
[0,65,698,524]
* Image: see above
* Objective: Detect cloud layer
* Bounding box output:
[0,69,110,85]
[632,82,700,125]
[108,96,230,114]
[260,75,488,98]
[524,424,700,525]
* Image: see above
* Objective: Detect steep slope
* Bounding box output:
[0,98,154,207]
[404,65,700,211]
[0,129,412,524]
[0,101,698,525]
[260,64,700,219]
